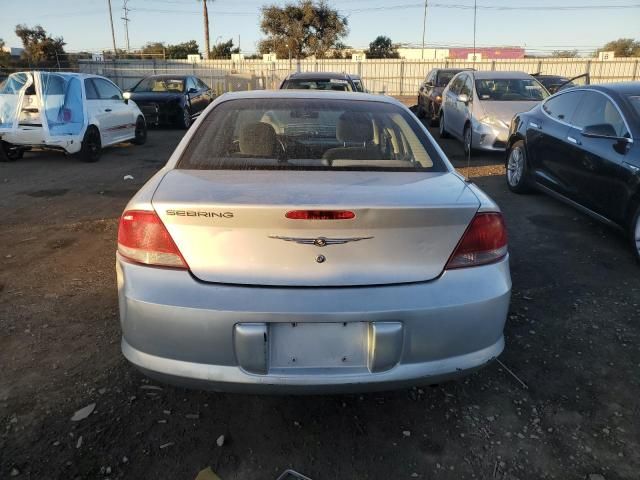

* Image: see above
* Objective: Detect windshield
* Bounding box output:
[283,78,353,91]
[178,98,443,171]
[436,72,457,87]
[475,78,549,101]
[133,77,185,93]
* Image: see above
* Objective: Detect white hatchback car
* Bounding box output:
[0,71,147,162]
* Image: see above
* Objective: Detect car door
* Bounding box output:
[444,74,465,138]
[197,78,213,107]
[563,90,634,222]
[92,77,133,144]
[532,90,585,195]
[185,77,206,115]
[419,70,435,108]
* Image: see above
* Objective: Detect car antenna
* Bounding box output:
[465,0,477,182]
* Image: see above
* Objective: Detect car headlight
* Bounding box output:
[435,95,442,103]
[480,116,508,129]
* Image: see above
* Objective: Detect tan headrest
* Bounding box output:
[239,122,276,156]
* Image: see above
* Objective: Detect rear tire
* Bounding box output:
[132,116,147,145]
[438,112,449,138]
[178,107,192,129]
[506,140,532,194]
[630,205,640,263]
[78,126,102,163]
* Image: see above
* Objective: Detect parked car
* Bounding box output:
[0,71,146,162]
[350,74,368,93]
[116,90,511,393]
[439,70,549,155]
[279,72,361,92]
[125,75,214,129]
[506,83,640,260]
[532,73,590,94]
[417,68,472,126]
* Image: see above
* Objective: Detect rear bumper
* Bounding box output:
[117,254,511,393]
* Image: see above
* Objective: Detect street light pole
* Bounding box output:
[421,0,428,59]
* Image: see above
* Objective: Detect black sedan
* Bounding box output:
[505,82,640,260]
[125,75,214,129]
[533,73,590,94]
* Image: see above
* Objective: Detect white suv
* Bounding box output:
[0,71,146,162]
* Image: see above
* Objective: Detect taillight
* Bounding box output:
[446,212,508,269]
[285,210,355,220]
[117,210,187,269]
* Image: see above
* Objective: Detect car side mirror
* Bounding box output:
[457,93,470,105]
[188,87,198,94]
[425,82,433,88]
[581,123,618,138]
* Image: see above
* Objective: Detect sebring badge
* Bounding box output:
[269,235,374,246]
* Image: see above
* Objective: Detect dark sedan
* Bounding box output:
[125,75,214,129]
[279,72,362,92]
[417,68,472,126]
[505,83,640,260]
[533,73,590,94]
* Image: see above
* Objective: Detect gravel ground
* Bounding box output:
[1,104,639,480]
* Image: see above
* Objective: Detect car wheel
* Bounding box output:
[132,116,147,145]
[438,113,449,138]
[428,104,439,127]
[179,107,192,129]
[0,141,23,162]
[630,205,640,263]
[78,126,102,163]
[463,124,473,157]
[506,140,531,194]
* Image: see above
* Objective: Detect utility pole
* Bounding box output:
[202,0,211,60]
[122,0,131,52]
[421,0,428,59]
[107,0,118,58]
[472,0,477,62]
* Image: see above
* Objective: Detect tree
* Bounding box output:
[167,40,200,59]
[0,38,10,67]
[209,39,240,59]
[258,0,348,59]
[14,24,66,66]
[365,36,399,59]
[141,42,166,57]
[596,38,640,57]
[551,49,579,58]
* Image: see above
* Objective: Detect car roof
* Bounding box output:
[215,89,402,105]
[142,74,190,80]
[287,71,354,80]
[12,70,99,80]
[587,82,640,96]
[472,70,536,80]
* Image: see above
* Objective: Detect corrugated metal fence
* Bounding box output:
[78,57,640,96]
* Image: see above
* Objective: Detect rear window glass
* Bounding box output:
[283,79,352,91]
[178,98,444,172]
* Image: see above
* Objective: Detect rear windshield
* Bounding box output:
[133,77,184,93]
[475,78,549,101]
[282,78,353,91]
[178,98,445,172]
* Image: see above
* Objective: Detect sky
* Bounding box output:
[0,0,639,56]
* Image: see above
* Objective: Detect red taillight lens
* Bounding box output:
[285,210,355,220]
[446,212,508,269]
[117,210,187,268]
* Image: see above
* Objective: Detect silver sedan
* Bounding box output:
[116,90,511,393]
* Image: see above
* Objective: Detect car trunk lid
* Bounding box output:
[152,170,480,286]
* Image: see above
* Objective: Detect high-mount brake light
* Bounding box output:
[446,212,508,269]
[117,210,187,268]
[285,210,355,220]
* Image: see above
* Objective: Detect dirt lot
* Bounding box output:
[1,106,639,480]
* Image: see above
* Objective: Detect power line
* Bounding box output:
[346,3,640,12]
[122,0,131,52]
